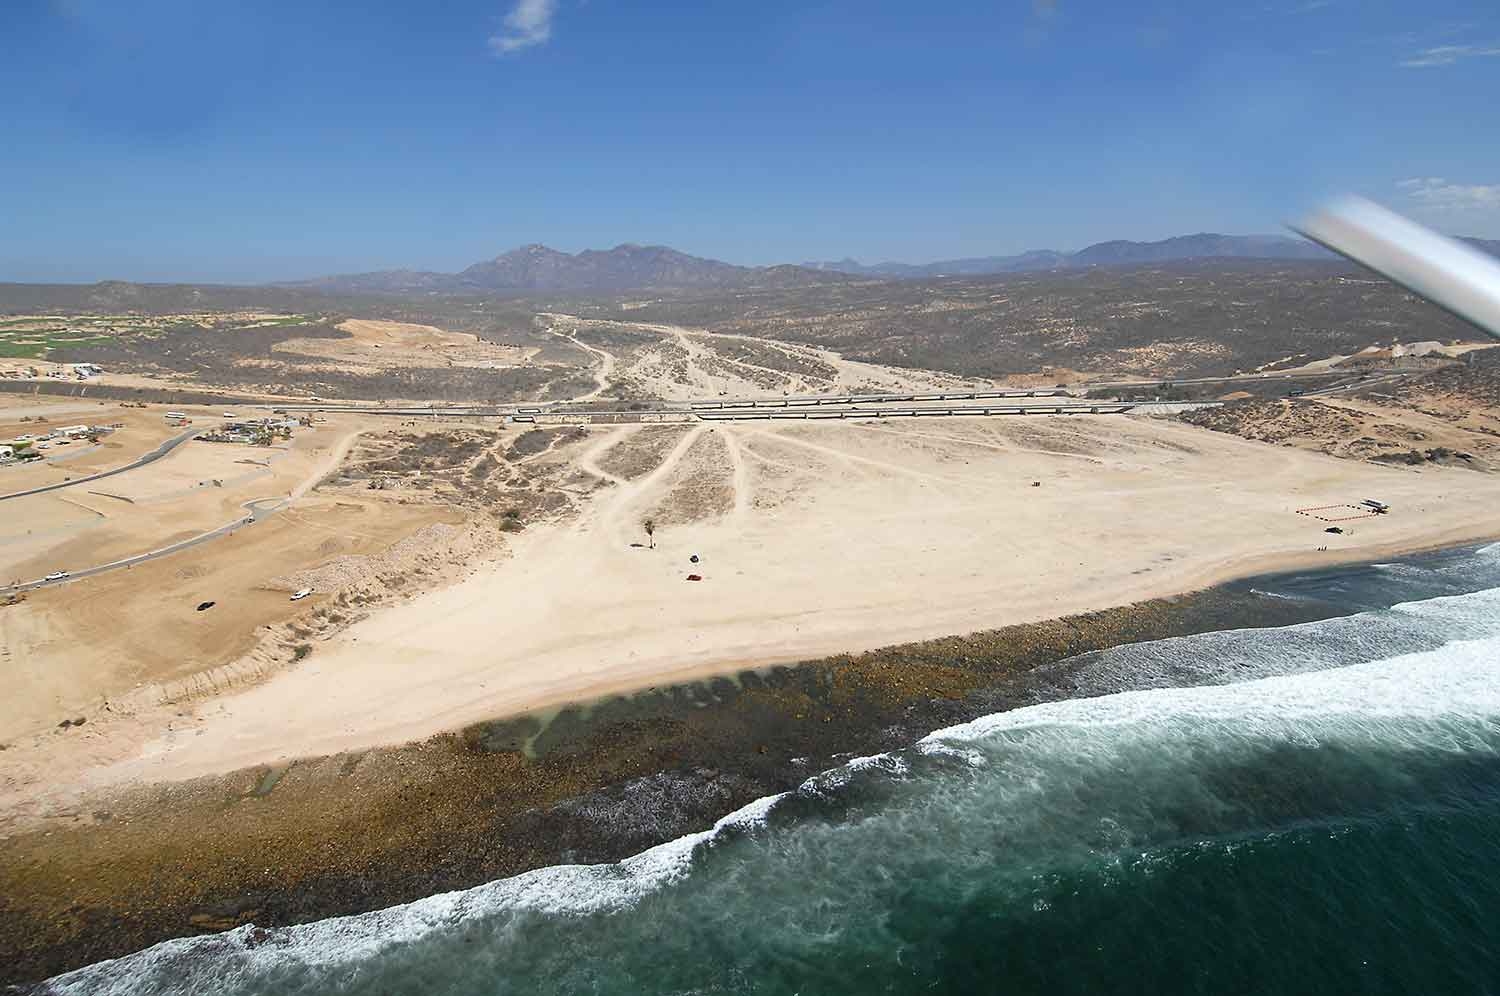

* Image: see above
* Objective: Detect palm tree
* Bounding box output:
[642,518,656,550]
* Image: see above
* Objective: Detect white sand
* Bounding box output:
[85,414,1500,788]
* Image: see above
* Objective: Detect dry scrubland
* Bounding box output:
[545,314,988,400]
[7,258,1494,391]
[1183,347,1500,467]
[12,265,1495,414]
[37,314,594,404]
[10,305,974,406]
[595,262,1484,380]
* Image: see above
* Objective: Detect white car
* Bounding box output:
[44,571,70,582]
[290,588,313,601]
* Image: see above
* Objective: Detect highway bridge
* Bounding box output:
[687,387,1071,410]
[265,394,1217,423]
[262,366,1385,422]
[691,402,1138,421]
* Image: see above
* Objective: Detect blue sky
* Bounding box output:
[3,0,1499,283]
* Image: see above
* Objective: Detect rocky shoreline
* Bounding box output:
[0,581,1340,989]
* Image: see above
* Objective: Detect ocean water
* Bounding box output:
[43,544,1500,996]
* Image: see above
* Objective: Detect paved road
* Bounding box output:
[529,400,1206,423]
[3,497,284,594]
[687,402,1200,420]
[1305,372,1406,397]
[686,387,1071,409]
[263,396,1224,421]
[264,390,1079,418]
[0,426,201,503]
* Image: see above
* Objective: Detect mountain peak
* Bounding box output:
[1070,233,1330,265]
[499,243,564,259]
[444,242,834,293]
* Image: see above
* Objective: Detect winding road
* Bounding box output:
[0,426,201,503]
[2,498,281,594]
[3,428,364,594]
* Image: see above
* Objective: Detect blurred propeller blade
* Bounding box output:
[1294,196,1500,341]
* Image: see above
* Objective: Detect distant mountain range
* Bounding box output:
[289,243,831,295]
[810,233,1500,278]
[290,233,1500,296]
[802,249,1074,278]
[804,234,1336,277]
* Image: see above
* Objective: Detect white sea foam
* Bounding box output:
[1247,587,1298,600]
[914,742,988,767]
[797,751,910,798]
[45,792,788,996]
[921,630,1500,748]
[1047,584,1500,698]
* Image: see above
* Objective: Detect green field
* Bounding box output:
[0,340,49,359]
[0,313,312,360]
[250,315,315,327]
[0,326,118,359]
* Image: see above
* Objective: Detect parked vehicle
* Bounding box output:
[290,588,313,601]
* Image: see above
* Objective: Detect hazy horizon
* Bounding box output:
[0,229,1344,288]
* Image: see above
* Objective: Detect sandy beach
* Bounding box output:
[22,411,1493,798]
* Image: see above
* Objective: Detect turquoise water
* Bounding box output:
[45,545,1500,995]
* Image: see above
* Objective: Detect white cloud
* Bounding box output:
[489,0,558,55]
[1400,43,1500,67]
[1399,177,1500,212]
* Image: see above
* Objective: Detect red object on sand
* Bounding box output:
[686,574,703,582]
